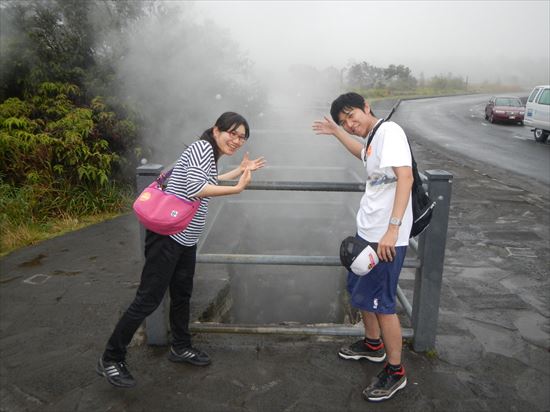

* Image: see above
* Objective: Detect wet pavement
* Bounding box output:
[1,100,549,411]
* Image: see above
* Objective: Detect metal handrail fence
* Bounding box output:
[136,166,452,351]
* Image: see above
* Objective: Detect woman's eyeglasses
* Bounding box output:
[228,130,248,143]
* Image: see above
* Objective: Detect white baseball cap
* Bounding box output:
[339,236,379,276]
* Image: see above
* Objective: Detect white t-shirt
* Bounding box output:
[357,120,413,246]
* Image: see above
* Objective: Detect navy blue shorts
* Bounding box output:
[347,239,407,314]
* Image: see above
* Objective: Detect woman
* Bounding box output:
[97,112,265,388]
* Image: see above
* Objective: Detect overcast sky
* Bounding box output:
[193,0,550,85]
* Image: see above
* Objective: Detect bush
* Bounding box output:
[0,82,138,254]
[0,82,139,187]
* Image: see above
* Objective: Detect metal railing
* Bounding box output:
[136,165,452,352]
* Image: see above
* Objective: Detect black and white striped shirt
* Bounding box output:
[165,140,218,246]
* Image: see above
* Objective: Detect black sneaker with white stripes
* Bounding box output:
[96,357,136,388]
[168,346,211,366]
[363,364,407,402]
[338,338,386,362]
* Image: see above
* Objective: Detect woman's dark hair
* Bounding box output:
[200,112,250,162]
[330,92,375,124]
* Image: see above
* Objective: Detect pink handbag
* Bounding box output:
[133,169,200,235]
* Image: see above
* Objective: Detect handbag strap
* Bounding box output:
[156,143,191,185]
[156,167,174,185]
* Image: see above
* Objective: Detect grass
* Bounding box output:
[0,180,134,258]
[0,211,129,258]
[357,83,527,103]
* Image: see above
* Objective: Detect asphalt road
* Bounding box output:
[394,94,550,190]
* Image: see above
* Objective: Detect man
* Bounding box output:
[312,92,413,402]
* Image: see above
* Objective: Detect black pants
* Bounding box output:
[103,230,197,362]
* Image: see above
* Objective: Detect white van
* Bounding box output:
[524,85,550,143]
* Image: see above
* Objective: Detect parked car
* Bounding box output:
[524,85,550,143]
[484,96,525,124]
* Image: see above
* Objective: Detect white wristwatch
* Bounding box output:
[389,217,402,226]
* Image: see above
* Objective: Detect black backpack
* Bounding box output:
[408,149,436,237]
[366,119,436,238]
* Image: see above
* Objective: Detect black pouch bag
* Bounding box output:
[409,152,436,238]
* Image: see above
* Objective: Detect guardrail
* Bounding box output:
[136,165,452,352]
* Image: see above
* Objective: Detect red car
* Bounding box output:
[485,96,525,124]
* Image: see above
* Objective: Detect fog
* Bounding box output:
[194,1,549,86]
[112,0,549,163]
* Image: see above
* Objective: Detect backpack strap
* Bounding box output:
[372,105,432,211]
[365,118,386,150]
[366,116,420,182]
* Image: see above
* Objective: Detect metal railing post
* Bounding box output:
[411,170,453,352]
[136,164,169,346]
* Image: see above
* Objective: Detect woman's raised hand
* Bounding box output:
[240,152,266,173]
[312,116,339,136]
[236,167,252,192]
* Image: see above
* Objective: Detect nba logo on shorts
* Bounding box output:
[373,298,378,309]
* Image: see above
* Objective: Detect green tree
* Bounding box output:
[0,0,147,100]
[384,64,417,91]
[347,62,386,90]
[1,0,149,177]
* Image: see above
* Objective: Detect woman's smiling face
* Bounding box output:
[214,124,247,156]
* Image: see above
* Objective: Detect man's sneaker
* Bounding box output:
[338,338,386,362]
[362,365,407,402]
[168,346,211,366]
[96,357,136,388]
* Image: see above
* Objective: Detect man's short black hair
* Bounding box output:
[330,92,374,124]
